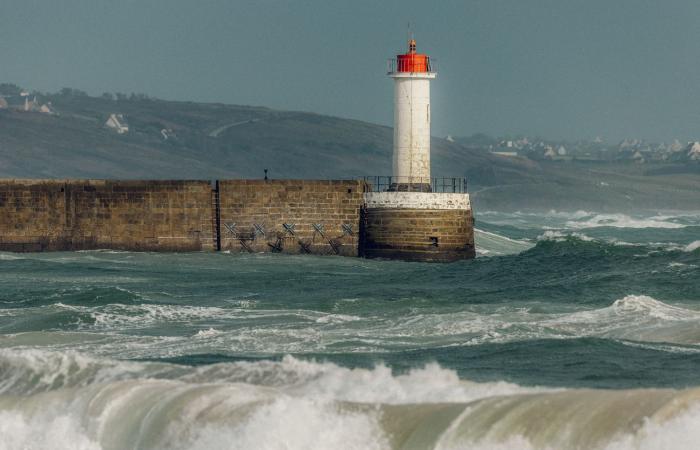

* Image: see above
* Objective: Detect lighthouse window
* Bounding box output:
[430,236,439,247]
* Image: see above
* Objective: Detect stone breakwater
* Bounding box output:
[0,179,475,261]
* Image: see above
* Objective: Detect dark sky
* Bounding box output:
[2,0,699,142]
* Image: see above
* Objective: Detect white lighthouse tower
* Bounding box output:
[361,35,474,262]
[388,38,436,191]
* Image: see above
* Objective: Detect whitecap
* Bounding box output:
[194,328,222,338]
[2,350,700,450]
[474,228,534,256]
[684,241,700,252]
[537,230,595,242]
[565,213,686,229]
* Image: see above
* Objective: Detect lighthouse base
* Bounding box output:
[360,193,476,263]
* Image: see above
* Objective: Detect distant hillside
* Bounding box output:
[0,89,698,212]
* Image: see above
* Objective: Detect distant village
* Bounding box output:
[0,90,56,115]
[453,133,700,164]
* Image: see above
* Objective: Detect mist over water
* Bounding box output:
[1,210,700,449]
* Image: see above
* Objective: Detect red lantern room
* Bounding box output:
[394,39,431,73]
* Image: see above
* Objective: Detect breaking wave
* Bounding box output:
[3,294,700,361]
[478,210,700,230]
[565,213,687,229]
[543,295,700,345]
[1,350,700,450]
[685,241,700,252]
[474,228,534,256]
[2,209,699,448]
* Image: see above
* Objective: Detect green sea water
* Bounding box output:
[1,210,699,449]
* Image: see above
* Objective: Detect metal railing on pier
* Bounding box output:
[360,176,467,193]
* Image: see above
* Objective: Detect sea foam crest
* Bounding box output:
[537,230,596,242]
[565,213,686,229]
[2,350,700,449]
[684,241,700,252]
[0,411,100,450]
[474,228,534,257]
[543,295,700,346]
[0,349,536,403]
[0,349,180,395]
[609,295,696,320]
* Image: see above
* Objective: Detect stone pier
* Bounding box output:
[0,179,475,262]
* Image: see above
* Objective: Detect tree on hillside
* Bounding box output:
[58,88,88,97]
[0,83,23,96]
[130,93,150,101]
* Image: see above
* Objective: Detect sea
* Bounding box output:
[1,210,699,450]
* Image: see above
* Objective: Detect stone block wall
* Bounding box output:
[217,180,367,256]
[0,180,216,251]
[0,179,477,262]
[360,207,476,262]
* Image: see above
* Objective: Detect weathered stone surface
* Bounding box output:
[363,192,471,210]
[218,180,367,256]
[360,207,476,262]
[0,179,476,262]
[0,179,216,251]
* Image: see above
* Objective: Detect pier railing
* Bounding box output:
[360,176,467,193]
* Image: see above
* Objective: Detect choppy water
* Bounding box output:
[1,210,700,449]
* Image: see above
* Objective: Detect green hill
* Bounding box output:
[0,91,697,212]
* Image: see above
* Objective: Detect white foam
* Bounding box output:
[609,295,697,320]
[194,328,222,338]
[2,350,700,450]
[684,241,700,252]
[183,397,387,450]
[12,293,700,358]
[603,403,700,450]
[436,403,700,450]
[0,411,99,450]
[566,213,686,229]
[0,253,24,261]
[537,230,595,241]
[0,350,540,450]
[315,313,361,324]
[474,228,534,257]
[544,209,594,220]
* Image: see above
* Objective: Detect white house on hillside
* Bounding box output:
[688,142,700,161]
[39,103,55,115]
[105,114,129,134]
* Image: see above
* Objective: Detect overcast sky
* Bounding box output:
[1,0,699,142]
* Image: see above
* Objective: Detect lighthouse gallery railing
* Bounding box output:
[360,176,467,193]
[387,57,436,74]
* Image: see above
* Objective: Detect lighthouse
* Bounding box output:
[388,39,436,191]
[359,35,476,262]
